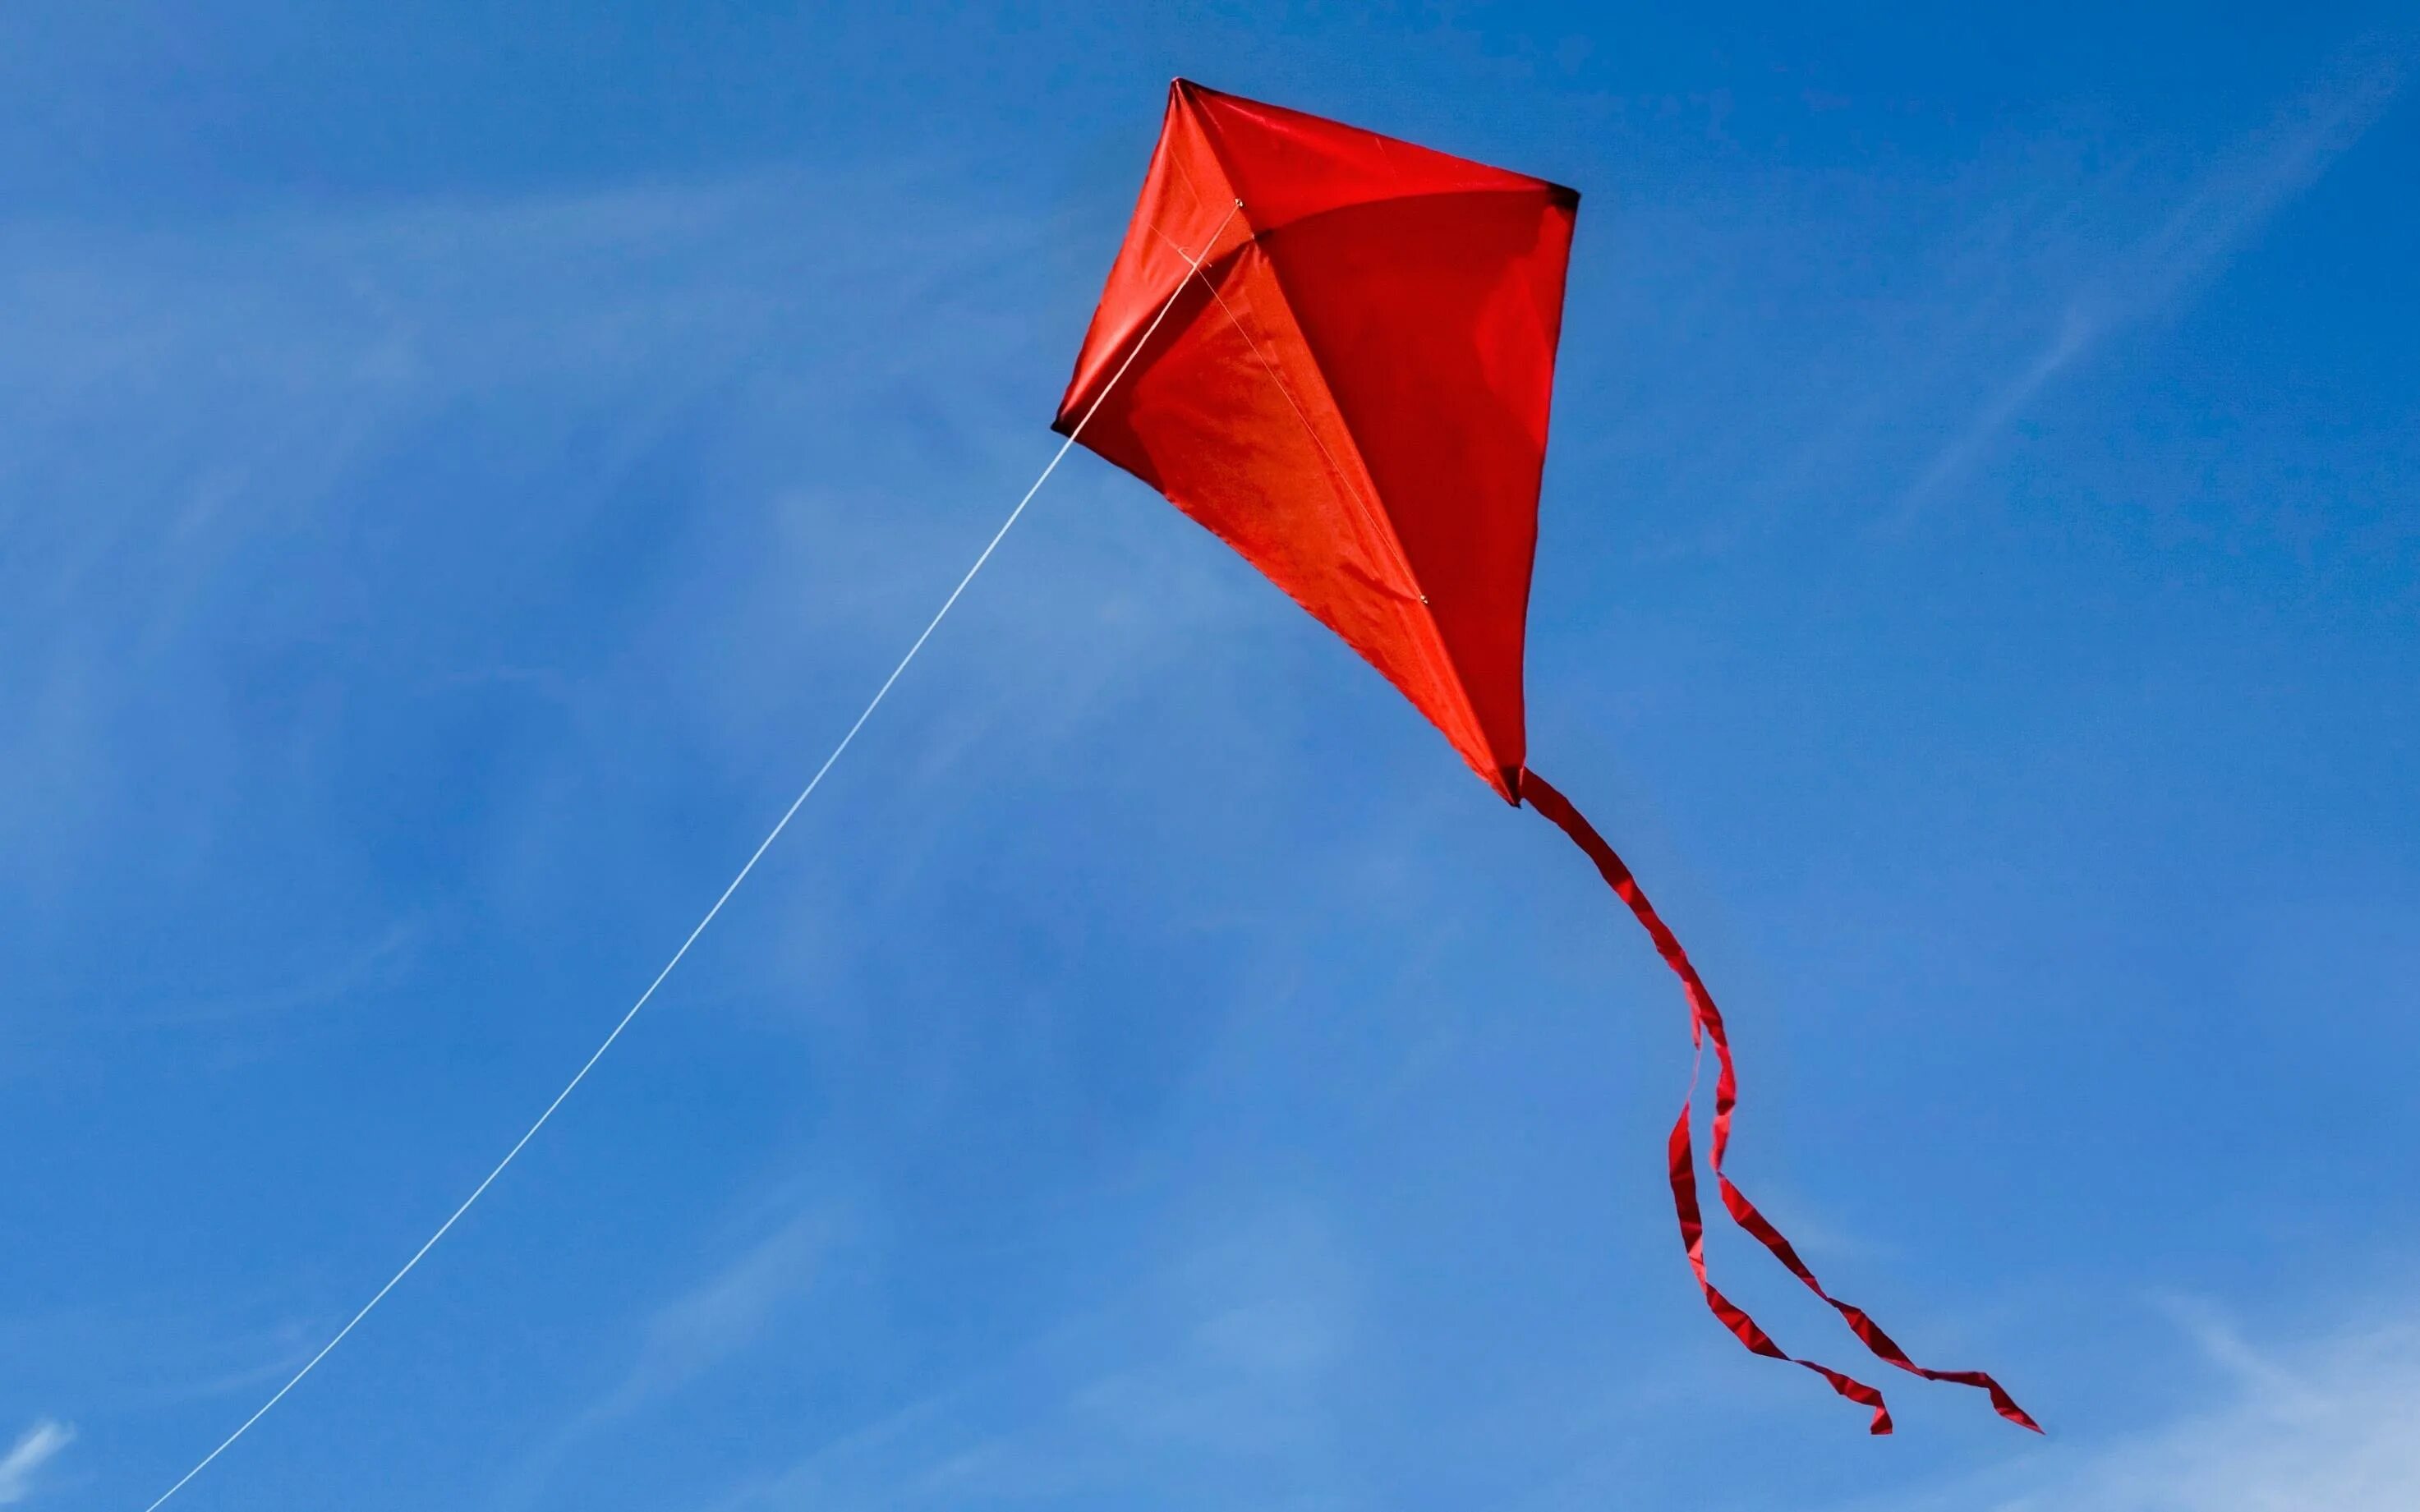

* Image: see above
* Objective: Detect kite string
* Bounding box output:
[139,199,1245,1512]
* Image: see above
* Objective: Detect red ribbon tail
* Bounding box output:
[1671,1105,1894,1433]
[1522,770,2037,1436]
[1718,1177,2042,1432]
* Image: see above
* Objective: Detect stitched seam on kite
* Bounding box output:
[1145,218,1415,601]
[1177,94,1498,622]
[1240,187,1573,789]
[1185,101,1556,785]
[1195,276,1409,588]
[1176,241,1495,779]
[1204,183,1568,237]
[1197,266,1492,779]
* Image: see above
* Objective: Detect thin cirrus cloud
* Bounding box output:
[1893,41,2408,521]
[0,1420,73,1507]
[500,1206,848,1510]
[0,163,1071,1011]
[1846,1298,2420,1512]
[699,1202,1358,1512]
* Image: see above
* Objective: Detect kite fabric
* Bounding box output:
[1056,78,2039,1435]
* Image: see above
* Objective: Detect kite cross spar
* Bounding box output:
[149,77,2040,1505]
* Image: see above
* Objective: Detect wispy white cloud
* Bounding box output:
[599,1209,842,1417]
[705,1203,1357,1511]
[502,1204,845,1507]
[1583,35,2413,563]
[3,140,1313,1511]
[1846,1298,2420,1512]
[1896,42,2407,518]
[0,1420,74,1506]
[0,160,1074,1043]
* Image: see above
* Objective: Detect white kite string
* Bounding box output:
[140,197,1245,1512]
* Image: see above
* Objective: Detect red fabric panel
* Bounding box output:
[1055,80,1576,799]
[1055,87,1243,437]
[1262,188,1571,796]
[1522,771,2040,1434]
[1183,82,1560,234]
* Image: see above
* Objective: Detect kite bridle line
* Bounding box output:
[1152,214,1431,611]
[1152,212,1506,788]
[136,197,1245,1512]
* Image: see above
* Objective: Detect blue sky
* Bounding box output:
[4,2,2417,1507]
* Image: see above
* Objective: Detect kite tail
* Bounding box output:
[1520,771,2039,1436]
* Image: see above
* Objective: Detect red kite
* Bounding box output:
[1055,79,2038,1436]
[132,78,2053,1512]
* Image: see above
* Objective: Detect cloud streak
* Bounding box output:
[0,1420,73,1506]
[501,1205,844,1508]
[1847,1299,2420,1512]
[704,1203,1357,1512]
[1897,41,2407,518]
